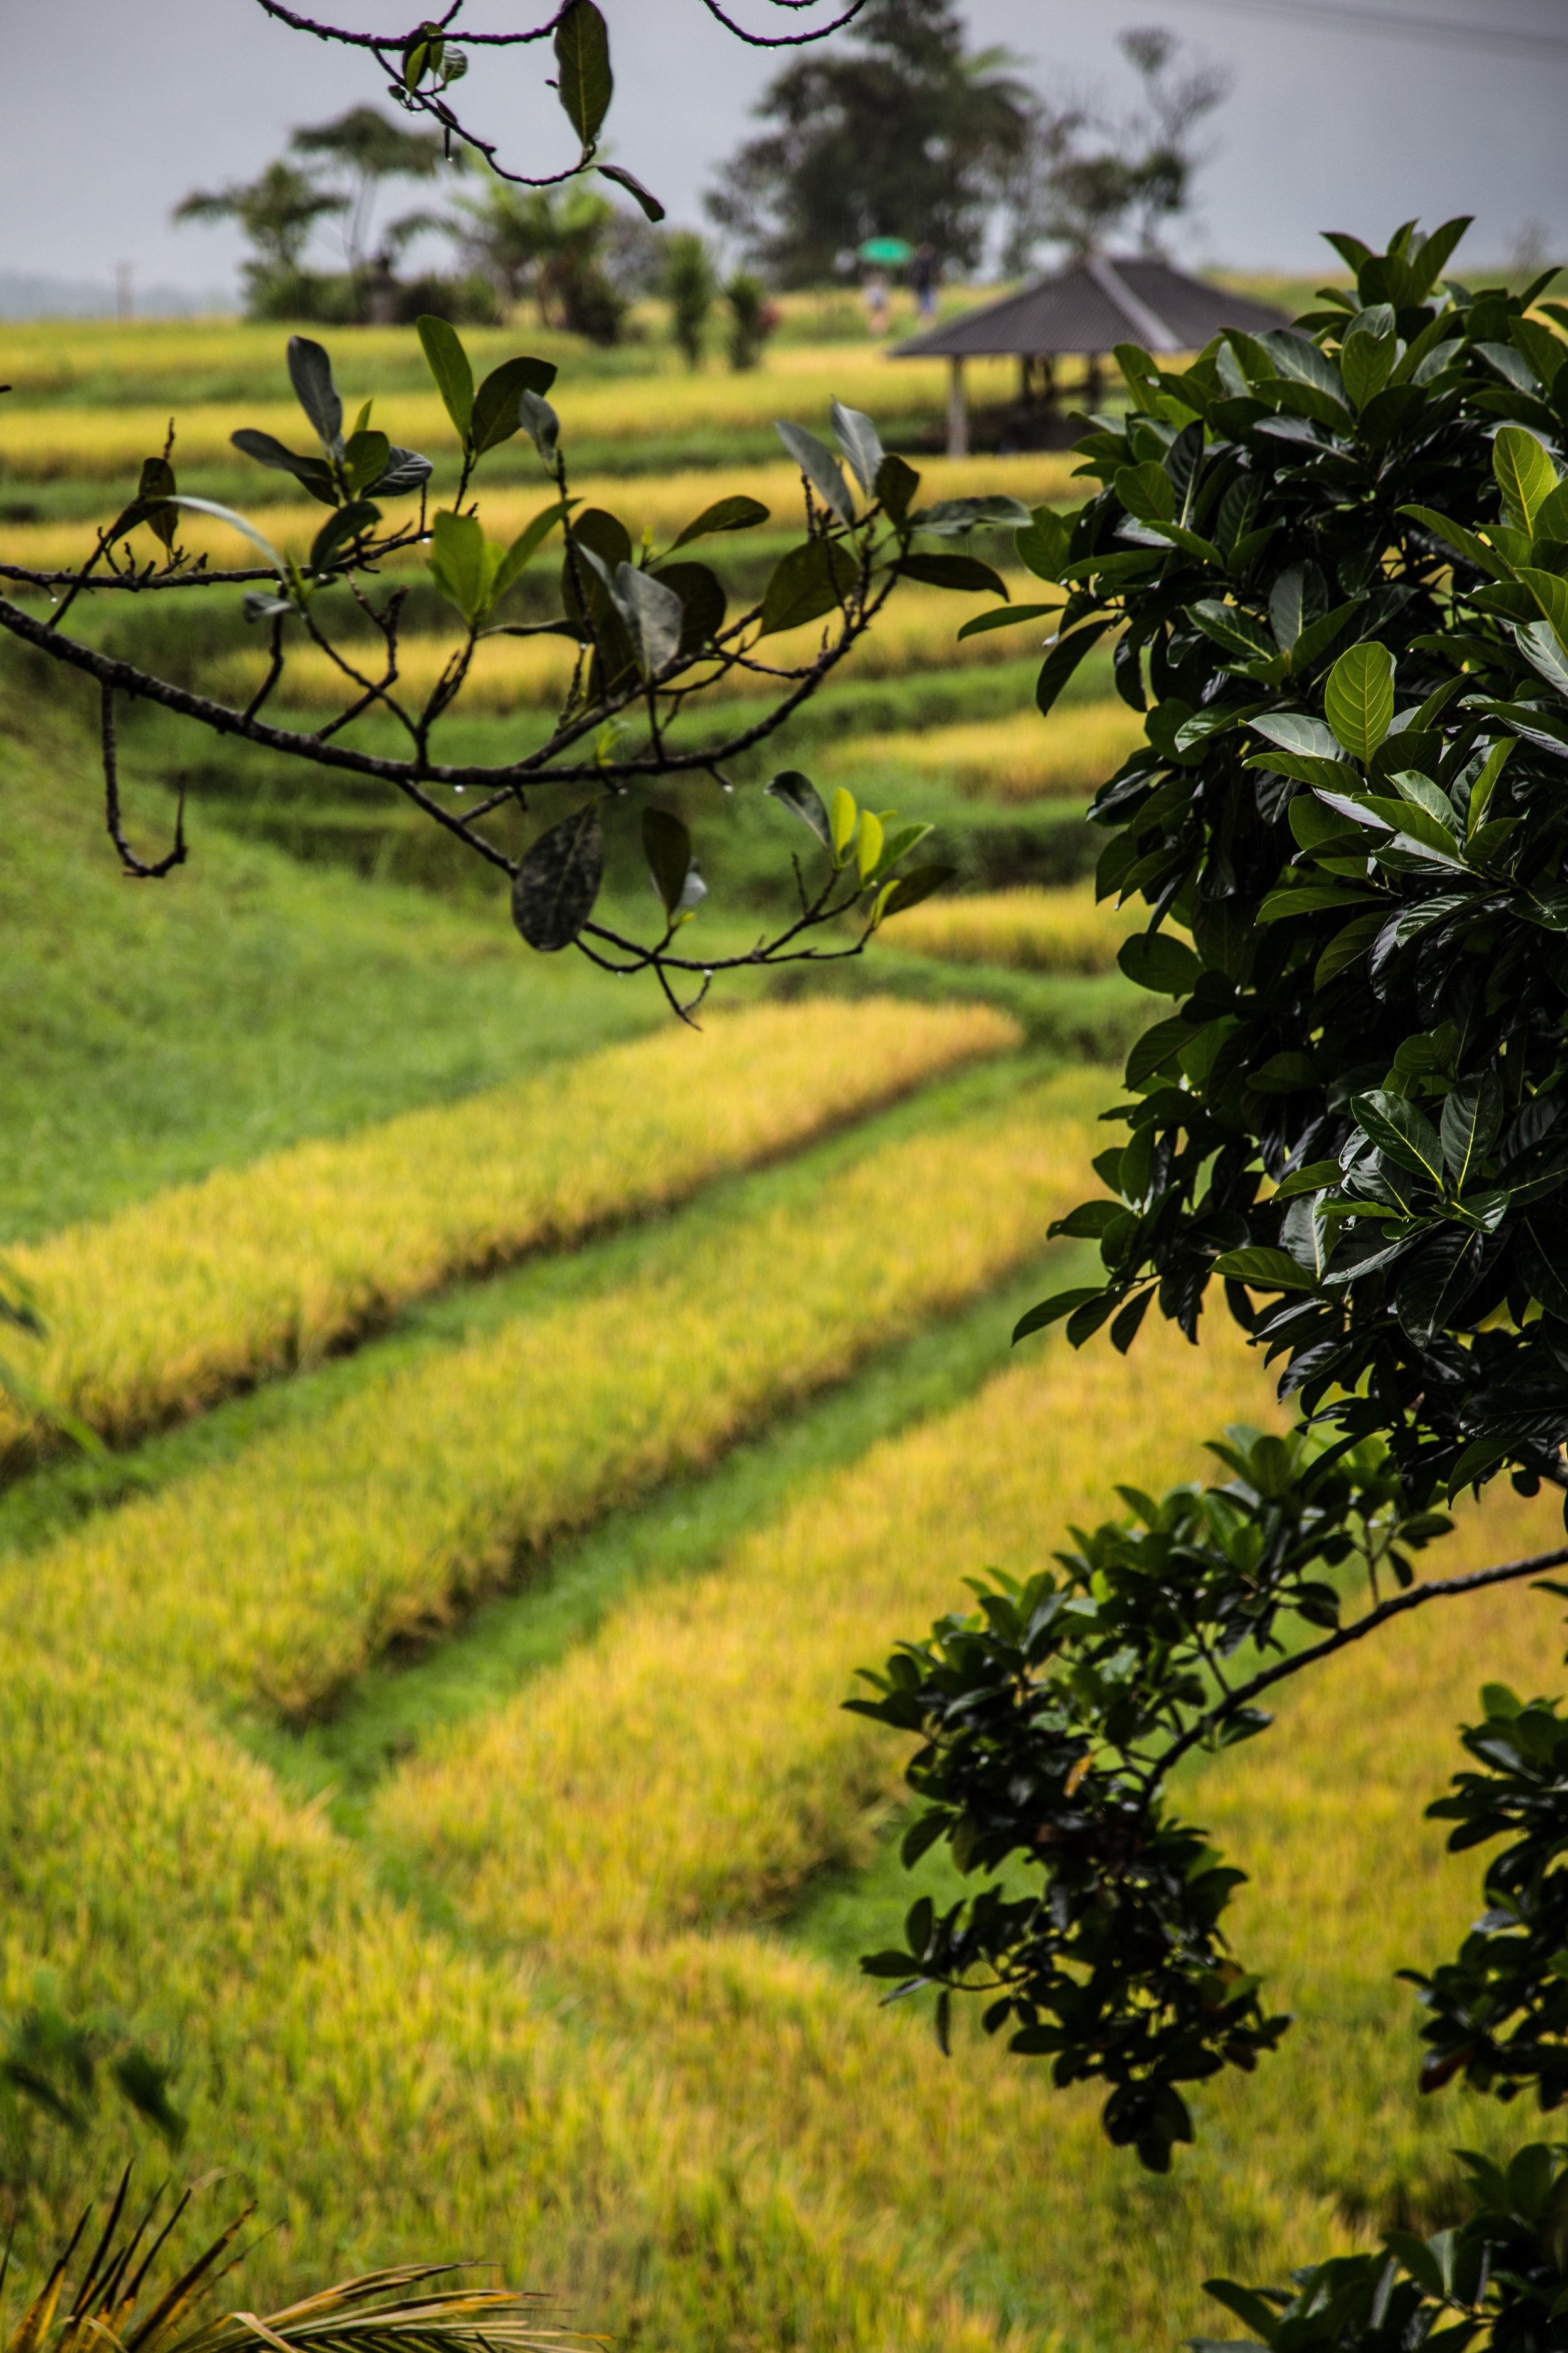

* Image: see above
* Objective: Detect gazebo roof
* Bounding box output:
[892,255,1288,359]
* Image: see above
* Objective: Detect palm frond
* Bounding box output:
[3,2193,601,2353]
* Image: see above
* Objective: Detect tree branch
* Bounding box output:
[1162,1541,1568,1780]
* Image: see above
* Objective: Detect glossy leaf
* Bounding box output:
[1118,931,1200,996]
[614,561,683,676]
[230,428,338,508]
[471,356,558,457]
[830,399,884,497]
[1324,640,1395,760]
[765,770,832,847]
[287,334,342,454]
[1493,423,1559,533]
[774,420,854,524]
[418,315,474,442]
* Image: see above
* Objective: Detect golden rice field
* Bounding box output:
[0,346,1028,482]
[0,452,1079,580]
[4,997,1011,1455]
[7,305,1541,2353]
[889,884,1146,972]
[202,568,1055,716]
[4,1283,1554,2353]
[825,702,1147,802]
[8,1067,1100,1721]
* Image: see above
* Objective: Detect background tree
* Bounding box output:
[724,270,779,371]
[172,159,343,316]
[453,179,630,341]
[704,0,1032,286]
[289,104,450,300]
[999,24,1229,267]
[665,231,718,369]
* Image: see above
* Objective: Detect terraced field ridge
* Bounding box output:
[7,1065,1101,1719]
[4,997,1014,1457]
[891,884,1149,973]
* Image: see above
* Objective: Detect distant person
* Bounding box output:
[862,267,889,336]
[911,243,940,322]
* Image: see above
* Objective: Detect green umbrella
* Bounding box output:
[858,237,914,266]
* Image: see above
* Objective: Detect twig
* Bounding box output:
[100,684,188,879]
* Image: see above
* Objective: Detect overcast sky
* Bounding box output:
[2,0,1565,304]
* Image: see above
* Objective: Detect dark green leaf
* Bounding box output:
[1037,622,1112,718]
[765,770,832,847]
[875,453,919,526]
[287,334,342,453]
[1118,932,1200,996]
[309,500,380,572]
[652,559,727,657]
[512,805,603,951]
[1212,1247,1316,1291]
[554,0,613,149]
[418,315,475,442]
[758,538,857,635]
[1013,1287,1104,1344]
[909,494,1032,536]
[902,552,1008,598]
[643,807,693,916]
[1350,1088,1445,1184]
[1441,1071,1504,1189]
[597,163,665,222]
[877,863,955,919]
[230,428,338,508]
[471,356,558,457]
[671,495,770,549]
[955,603,1057,641]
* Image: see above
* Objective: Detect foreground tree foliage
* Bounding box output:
[850,216,1568,2342]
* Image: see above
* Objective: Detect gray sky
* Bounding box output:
[1,0,1565,303]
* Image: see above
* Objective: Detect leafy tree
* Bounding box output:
[172,160,343,316]
[724,272,779,372]
[665,231,718,369]
[998,25,1230,270]
[289,104,450,290]
[453,179,630,341]
[704,0,1032,285]
[851,217,1568,2341]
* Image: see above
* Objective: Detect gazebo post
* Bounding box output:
[946,356,968,459]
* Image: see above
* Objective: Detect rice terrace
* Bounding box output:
[3,6,1568,2353]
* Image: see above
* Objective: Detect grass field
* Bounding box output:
[0,305,1554,2353]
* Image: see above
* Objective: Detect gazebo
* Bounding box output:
[893,256,1290,456]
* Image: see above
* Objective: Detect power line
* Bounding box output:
[1159,0,1568,58]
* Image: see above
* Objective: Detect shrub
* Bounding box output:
[856,213,1568,2338]
[664,231,717,369]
